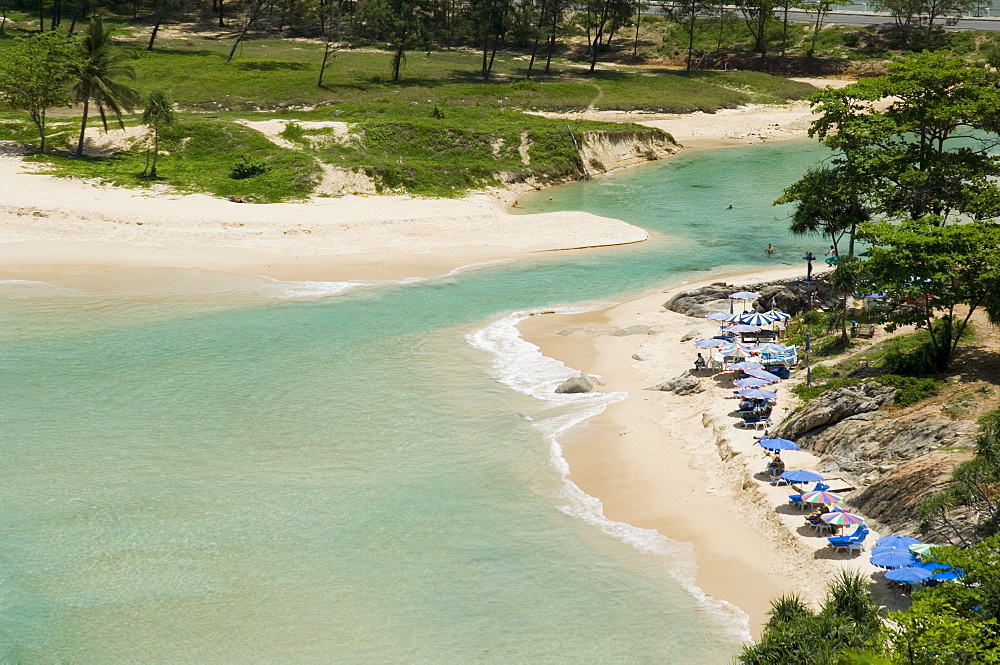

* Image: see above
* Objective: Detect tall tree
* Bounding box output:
[141,90,175,178]
[471,0,511,80]
[147,0,180,51]
[0,32,79,153]
[775,164,870,258]
[869,0,923,46]
[226,0,272,62]
[861,218,1000,369]
[736,0,775,55]
[73,16,140,157]
[808,52,1000,225]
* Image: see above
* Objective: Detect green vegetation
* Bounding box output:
[744,535,1000,664]
[32,117,321,202]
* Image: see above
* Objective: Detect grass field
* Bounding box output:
[0,18,817,199]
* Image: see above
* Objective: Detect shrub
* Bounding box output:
[230,156,270,179]
[874,374,942,407]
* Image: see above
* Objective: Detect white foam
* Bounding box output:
[264,279,369,299]
[467,309,752,643]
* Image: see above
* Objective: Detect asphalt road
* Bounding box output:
[779,8,1000,31]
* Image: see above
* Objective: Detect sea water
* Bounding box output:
[0,140,829,663]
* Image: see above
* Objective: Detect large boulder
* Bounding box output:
[771,382,896,440]
[664,284,731,317]
[646,371,703,395]
[555,375,594,394]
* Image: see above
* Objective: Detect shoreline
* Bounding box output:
[515,265,895,637]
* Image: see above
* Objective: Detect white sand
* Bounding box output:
[518,266,903,637]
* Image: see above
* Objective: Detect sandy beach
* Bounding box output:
[0,89,877,637]
[518,266,897,636]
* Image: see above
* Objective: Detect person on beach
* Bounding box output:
[726,204,733,209]
[766,243,775,254]
[804,251,816,281]
[825,245,839,266]
[806,505,830,526]
[766,454,784,479]
[694,353,707,371]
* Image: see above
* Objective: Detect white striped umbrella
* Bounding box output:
[764,309,791,321]
[738,311,775,326]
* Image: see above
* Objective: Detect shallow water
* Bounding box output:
[0,140,829,663]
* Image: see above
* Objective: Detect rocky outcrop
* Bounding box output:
[579,129,678,176]
[647,371,704,395]
[555,375,594,394]
[846,450,974,537]
[664,283,732,318]
[665,277,840,317]
[771,382,896,440]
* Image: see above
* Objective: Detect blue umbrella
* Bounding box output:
[758,437,800,452]
[764,309,791,321]
[729,361,764,371]
[871,551,917,570]
[738,311,775,326]
[735,377,770,388]
[695,338,729,348]
[745,368,782,382]
[885,567,932,583]
[738,388,778,400]
[706,312,740,321]
[781,469,823,483]
[876,536,922,549]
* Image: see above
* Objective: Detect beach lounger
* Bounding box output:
[788,482,829,509]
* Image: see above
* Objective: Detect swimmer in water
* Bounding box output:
[766,243,775,253]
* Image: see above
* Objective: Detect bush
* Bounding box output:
[874,374,942,407]
[230,156,270,180]
[881,338,944,376]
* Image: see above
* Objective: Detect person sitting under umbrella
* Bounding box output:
[766,454,785,481]
[806,505,830,526]
[694,353,707,371]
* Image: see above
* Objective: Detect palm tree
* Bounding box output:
[73,15,140,157]
[141,90,174,178]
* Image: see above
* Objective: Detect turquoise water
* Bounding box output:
[0,140,829,663]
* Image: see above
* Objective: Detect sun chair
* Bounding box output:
[828,524,866,544]
[829,526,869,555]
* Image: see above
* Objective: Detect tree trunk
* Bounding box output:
[218,0,224,27]
[150,130,159,178]
[685,4,695,70]
[544,8,557,72]
[632,3,641,59]
[38,0,44,31]
[391,39,406,81]
[227,23,252,62]
[781,0,788,55]
[148,17,162,50]
[481,39,489,79]
[318,43,333,86]
[76,97,90,157]
[526,36,540,79]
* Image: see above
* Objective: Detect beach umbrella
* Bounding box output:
[877,536,922,549]
[745,368,781,382]
[738,311,775,326]
[752,343,789,354]
[871,551,917,570]
[885,567,932,583]
[781,469,823,484]
[909,543,941,557]
[758,437,800,452]
[722,346,756,359]
[919,562,963,581]
[738,388,778,400]
[821,510,865,526]
[729,291,760,300]
[729,361,764,371]
[800,490,845,504]
[735,377,770,388]
[694,338,729,349]
[764,309,792,321]
[706,312,740,321]
[723,324,763,333]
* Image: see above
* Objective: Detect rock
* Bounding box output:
[679,330,699,342]
[664,284,731,317]
[771,382,896,440]
[555,375,593,394]
[609,324,663,336]
[646,371,704,395]
[632,353,646,361]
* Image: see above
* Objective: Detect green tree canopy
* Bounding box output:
[0,32,80,153]
[861,218,1000,369]
[808,52,1000,225]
